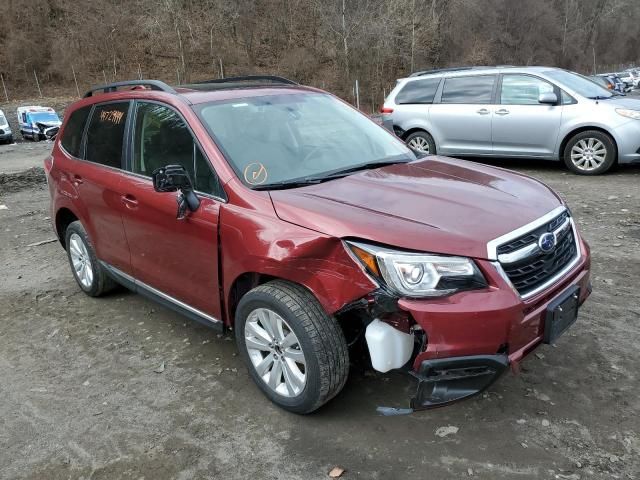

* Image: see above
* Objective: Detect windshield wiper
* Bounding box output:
[587,95,613,100]
[252,178,326,190]
[251,158,412,191]
[316,158,412,180]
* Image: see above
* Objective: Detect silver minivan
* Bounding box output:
[383,66,640,174]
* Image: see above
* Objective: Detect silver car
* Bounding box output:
[383,66,640,174]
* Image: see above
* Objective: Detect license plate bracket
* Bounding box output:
[544,285,580,344]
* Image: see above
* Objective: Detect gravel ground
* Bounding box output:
[0,143,639,480]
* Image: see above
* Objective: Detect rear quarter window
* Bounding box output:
[60,106,91,158]
[395,78,441,104]
[85,102,130,168]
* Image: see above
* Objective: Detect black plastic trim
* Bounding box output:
[84,80,176,98]
[192,75,297,86]
[101,262,224,332]
[410,354,508,409]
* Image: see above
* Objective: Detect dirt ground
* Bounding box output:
[1,142,639,480]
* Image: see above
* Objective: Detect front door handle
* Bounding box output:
[72,174,83,185]
[477,108,490,115]
[495,109,510,116]
[121,194,138,209]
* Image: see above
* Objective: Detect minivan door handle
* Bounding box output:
[495,109,510,116]
[121,194,139,209]
[476,108,490,115]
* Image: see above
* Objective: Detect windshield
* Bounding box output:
[196,93,414,188]
[30,112,60,123]
[544,69,614,99]
[0,113,7,125]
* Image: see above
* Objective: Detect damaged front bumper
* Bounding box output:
[410,354,508,409]
[372,246,591,415]
[377,355,508,416]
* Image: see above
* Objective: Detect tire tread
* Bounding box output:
[240,280,349,413]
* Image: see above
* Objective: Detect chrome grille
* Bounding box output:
[497,211,578,297]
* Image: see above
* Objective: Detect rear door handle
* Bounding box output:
[477,108,490,115]
[121,194,138,209]
[495,109,510,116]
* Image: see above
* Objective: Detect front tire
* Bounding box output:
[65,221,117,297]
[405,130,436,155]
[563,131,616,175]
[235,280,349,414]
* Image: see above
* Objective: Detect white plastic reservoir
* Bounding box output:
[365,319,414,373]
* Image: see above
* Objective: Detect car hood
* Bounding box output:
[607,97,640,109]
[270,156,563,260]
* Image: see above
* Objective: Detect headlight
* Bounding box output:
[347,241,487,298]
[615,108,640,120]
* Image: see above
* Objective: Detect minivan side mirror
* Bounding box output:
[152,165,200,219]
[538,92,558,105]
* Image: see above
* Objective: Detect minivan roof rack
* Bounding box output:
[84,80,176,98]
[409,67,478,77]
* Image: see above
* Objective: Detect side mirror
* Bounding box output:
[152,164,193,192]
[152,165,200,219]
[538,92,558,105]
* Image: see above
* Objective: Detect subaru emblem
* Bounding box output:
[538,232,556,253]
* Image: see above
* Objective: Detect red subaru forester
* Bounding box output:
[46,76,591,413]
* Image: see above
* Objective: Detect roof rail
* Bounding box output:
[84,80,176,98]
[408,67,478,77]
[193,75,297,86]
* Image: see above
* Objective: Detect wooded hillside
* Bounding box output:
[1,0,639,108]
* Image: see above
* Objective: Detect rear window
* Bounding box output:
[441,75,496,104]
[85,102,129,168]
[395,78,441,104]
[60,106,91,158]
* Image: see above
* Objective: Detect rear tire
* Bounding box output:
[405,130,436,155]
[235,280,349,414]
[563,130,616,175]
[64,221,117,297]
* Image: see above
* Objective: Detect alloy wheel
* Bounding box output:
[407,136,430,153]
[570,138,607,172]
[69,232,94,288]
[244,307,307,397]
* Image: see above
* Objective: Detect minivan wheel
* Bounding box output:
[405,131,436,155]
[65,221,117,297]
[235,280,349,414]
[563,131,615,175]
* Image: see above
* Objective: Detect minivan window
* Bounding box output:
[85,102,129,168]
[544,69,613,99]
[500,75,554,105]
[441,75,496,104]
[395,78,441,104]
[60,106,91,158]
[132,102,224,197]
[196,93,413,188]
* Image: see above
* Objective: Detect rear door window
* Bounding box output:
[85,102,129,168]
[440,75,496,104]
[395,78,441,104]
[132,102,225,198]
[60,106,91,157]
